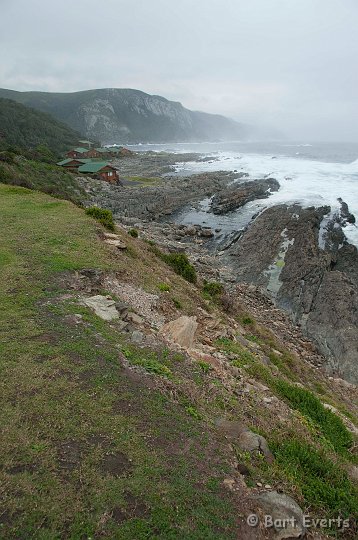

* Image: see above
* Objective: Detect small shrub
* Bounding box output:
[197,361,212,373]
[231,353,255,369]
[149,244,197,283]
[203,281,223,298]
[0,151,16,164]
[162,252,197,283]
[220,292,234,313]
[185,405,202,420]
[85,206,115,231]
[242,316,254,325]
[172,297,182,309]
[128,228,138,238]
[145,239,156,247]
[246,362,274,385]
[158,282,171,292]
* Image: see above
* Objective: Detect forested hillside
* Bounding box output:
[0,98,81,155]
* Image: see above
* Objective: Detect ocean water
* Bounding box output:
[129,142,358,246]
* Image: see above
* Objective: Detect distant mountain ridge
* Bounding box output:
[0,88,252,144]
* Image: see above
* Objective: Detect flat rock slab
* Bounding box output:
[81,295,119,321]
[104,239,127,249]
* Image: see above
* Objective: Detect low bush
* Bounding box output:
[128,228,138,238]
[203,281,224,298]
[172,297,182,309]
[242,316,254,325]
[122,347,172,378]
[85,206,115,231]
[197,361,212,373]
[149,243,197,283]
[162,252,197,283]
[158,282,171,292]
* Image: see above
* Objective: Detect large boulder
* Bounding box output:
[215,420,274,463]
[255,491,305,539]
[160,316,198,349]
[237,430,274,464]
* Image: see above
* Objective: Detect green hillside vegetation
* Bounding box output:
[0,153,84,202]
[0,182,357,538]
[0,97,81,156]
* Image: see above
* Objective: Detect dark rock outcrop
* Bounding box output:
[210,178,280,214]
[224,204,358,383]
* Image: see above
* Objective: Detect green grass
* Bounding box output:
[275,380,353,454]
[241,316,254,325]
[122,346,173,378]
[197,361,212,374]
[172,297,182,309]
[271,439,358,523]
[150,245,197,284]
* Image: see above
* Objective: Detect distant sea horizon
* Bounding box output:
[125,140,358,164]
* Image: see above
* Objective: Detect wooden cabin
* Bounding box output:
[77,161,119,184]
[66,147,93,159]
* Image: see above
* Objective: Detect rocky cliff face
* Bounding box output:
[0,88,251,144]
[224,204,358,383]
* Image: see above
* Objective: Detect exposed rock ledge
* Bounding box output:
[210,178,280,214]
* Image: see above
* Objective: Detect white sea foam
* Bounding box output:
[175,152,358,246]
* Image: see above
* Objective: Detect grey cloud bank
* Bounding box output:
[1,0,357,141]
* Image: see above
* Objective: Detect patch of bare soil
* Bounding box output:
[111,492,149,524]
[57,440,84,472]
[101,452,133,478]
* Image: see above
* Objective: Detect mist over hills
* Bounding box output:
[0,88,256,144]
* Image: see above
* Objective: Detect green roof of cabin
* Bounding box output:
[57,158,92,166]
[72,147,89,153]
[95,148,111,153]
[78,161,113,173]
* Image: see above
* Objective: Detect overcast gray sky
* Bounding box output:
[1,0,357,140]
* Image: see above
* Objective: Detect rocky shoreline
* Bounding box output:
[78,151,358,384]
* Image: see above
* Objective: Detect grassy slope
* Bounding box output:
[0,185,241,539]
[1,184,357,539]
